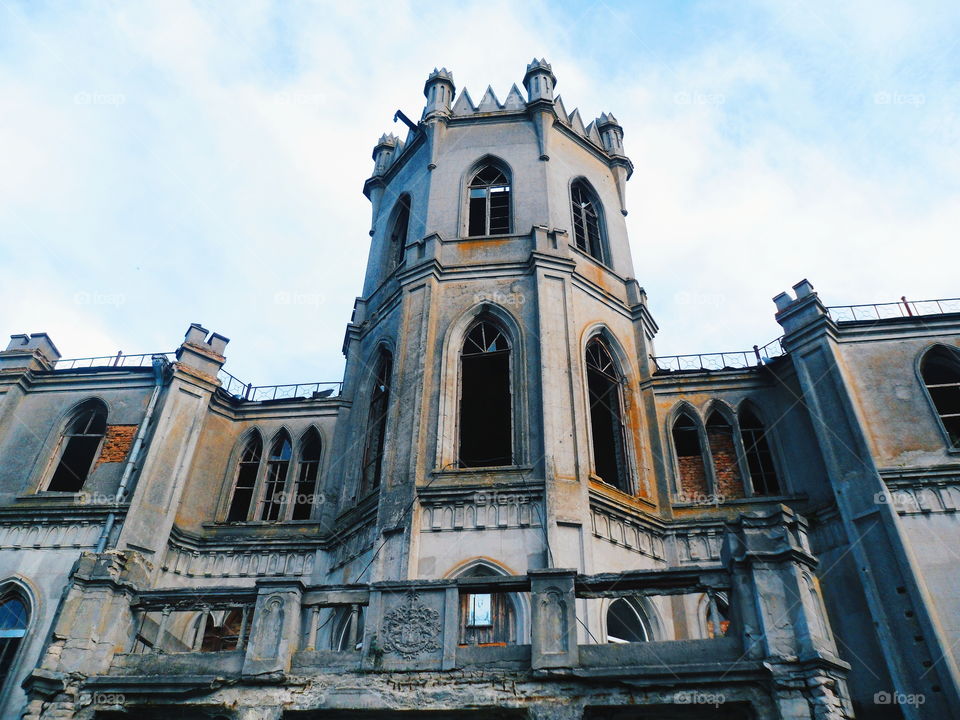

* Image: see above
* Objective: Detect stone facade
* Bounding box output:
[1,59,958,719]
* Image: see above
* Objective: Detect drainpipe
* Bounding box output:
[95,355,169,552]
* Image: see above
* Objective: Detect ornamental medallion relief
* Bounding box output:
[380,590,441,658]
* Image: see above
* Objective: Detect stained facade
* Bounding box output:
[1,59,959,720]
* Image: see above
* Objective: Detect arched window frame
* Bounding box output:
[40,398,108,493]
[668,404,712,501]
[569,177,608,264]
[583,332,633,494]
[918,344,960,451]
[435,305,528,472]
[385,193,412,275]
[445,558,529,645]
[461,157,513,238]
[703,402,749,499]
[357,347,394,499]
[0,579,35,708]
[696,591,731,639]
[220,426,324,523]
[736,401,787,496]
[604,596,660,643]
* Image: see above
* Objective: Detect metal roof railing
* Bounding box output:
[217,369,342,401]
[826,296,960,323]
[652,337,785,373]
[54,351,176,370]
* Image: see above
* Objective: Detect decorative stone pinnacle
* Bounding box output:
[523,57,556,85]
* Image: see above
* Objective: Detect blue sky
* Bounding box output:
[1,0,957,385]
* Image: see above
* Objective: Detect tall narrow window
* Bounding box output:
[571,179,605,262]
[459,320,512,468]
[606,598,650,643]
[706,412,744,498]
[47,401,107,492]
[738,408,780,495]
[457,566,516,646]
[586,337,628,491]
[292,429,322,520]
[467,165,511,236]
[360,351,392,496]
[389,195,411,271]
[227,433,262,522]
[921,347,960,448]
[259,433,292,521]
[0,591,28,690]
[673,413,707,499]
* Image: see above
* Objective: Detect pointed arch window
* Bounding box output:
[259,433,292,521]
[467,165,511,237]
[738,408,780,495]
[0,591,28,690]
[47,400,107,492]
[389,195,411,271]
[673,412,707,498]
[606,598,650,643]
[586,337,628,491]
[459,320,512,468]
[292,429,322,520]
[706,411,743,497]
[360,350,393,496]
[227,433,263,522]
[921,347,960,448]
[571,179,605,262]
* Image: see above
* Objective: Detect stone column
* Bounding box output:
[530,568,579,669]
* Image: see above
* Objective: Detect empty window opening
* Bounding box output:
[459,321,512,468]
[921,347,960,448]
[739,408,780,495]
[197,609,247,652]
[571,180,605,262]
[360,351,392,496]
[48,402,107,492]
[673,414,707,498]
[586,338,629,492]
[292,429,321,521]
[706,412,744,498]
[458,567,516,646]
[468,165,511,236]
[333,605,365,651]
[227,433,262,522]
[606,598,649,643]
[704,593,730,639]
[0,592,28,689]
[389,195,411,271]
[259,433,292,521]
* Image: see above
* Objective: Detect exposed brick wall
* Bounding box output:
[708,427,744,498]
[96,424,138,466]
[678,456,708,498]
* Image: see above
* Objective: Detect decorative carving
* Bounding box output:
[380,591,441,658]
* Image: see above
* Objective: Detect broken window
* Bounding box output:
[706,412,744,498]
[738,408,780,495]
[47,400,107,492]
[292,428,322,520]
[227,432,263,521]
[586,337,629,491]
[921,347,960,448]
[360,350,392,496]
[606,598,650,643]
[389,195,411,271]
[259,432,292,521]
[0,591,28,689]
[571,179,605,262]
[198,609,247,652]
[673,413,707,498]
[467,164,511,236]
[459,320,512,468]
[703,593,730,639]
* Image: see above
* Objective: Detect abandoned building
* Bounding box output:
[2,58,960,720]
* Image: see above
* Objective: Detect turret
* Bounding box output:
[371,133,400,177]
[596,112,625,156]
[523,58,556,104]
[423,67,455,120]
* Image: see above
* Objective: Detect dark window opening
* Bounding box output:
[389,196,411,271]
[739,408,780,495]
[571,180,605,262]
[606,598,649,643]
[360,351,392,496]
[459,321,512,468]
[458,567,516,646]
[48,403,107,492]
[0,593,28,688]
[921,347,960,448]
[706,412,744,498]
[293,430,321,520]
[586,338,628,492]
[467,165,511,237]
[199,609,246,652]
[259,434,292,521]
[673,413,707,498]
[227,434,262,522]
